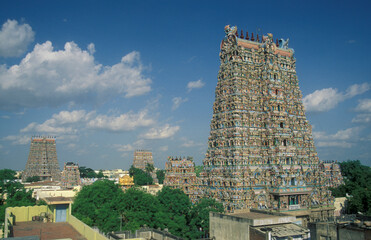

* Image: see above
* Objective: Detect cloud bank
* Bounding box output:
[303,83,370,112]
[0,41,151,110]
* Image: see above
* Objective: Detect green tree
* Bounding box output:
[0,169,16,182]
[0,173,44,225]
[72,179,123,231]
[145,163,154,174]
[329,160,371,215]
[195,166,203,177]
[156,186,192,238]
[187,198,224,239]
[156,170,165,184]
[117,187,163,232]
[25,176,40,183]
[129,166,153,186]
[79,166,103,178]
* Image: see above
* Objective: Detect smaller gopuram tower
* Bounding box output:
[164,156,197,202]
[22,136,61,182]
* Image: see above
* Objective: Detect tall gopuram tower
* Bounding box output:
[200,25,336,225]
[22,136,61,182]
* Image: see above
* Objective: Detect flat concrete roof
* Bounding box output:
[253,223,309,237]
[230,211,275,219]
[12,222,86,240]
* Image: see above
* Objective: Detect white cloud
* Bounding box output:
[21,110,93,134]
[115,143,135,152]
[313,127,361,148]
[352,99,371,123]
[303,83,370,112]
[355,99,371,112]
[159,145,168,152]
[88,110,154,132]
[141,124,180,139]
[172,97,188,110]
[67,143,76,149]
[87,43,95,54]
[181,138,203,148]
[352,114,371,123]
[187,79,205,92]
[316,141,353,148]
[0,41,151,110]
[0,19,35,57]
[115,140,146,152]
[3,135,30,145]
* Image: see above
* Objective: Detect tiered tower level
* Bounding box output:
[200,26,340,223]
[22,136,61,182]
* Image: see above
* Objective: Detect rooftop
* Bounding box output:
[12,221,86,240]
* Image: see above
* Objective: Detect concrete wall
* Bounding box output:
[210,212,250,240]
[6,205,51,222]
[308,222,337,240]
[68,214,109,240]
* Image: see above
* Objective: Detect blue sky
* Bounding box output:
[0,0,370,170]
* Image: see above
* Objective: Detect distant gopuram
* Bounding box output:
[22,136,61,182]
[133,150,158,184]
[199,26,342,225]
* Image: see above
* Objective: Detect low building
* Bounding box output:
[308,215,371,240]
[210,209,310,240]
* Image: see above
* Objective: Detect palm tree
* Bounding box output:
[145,163,154,174]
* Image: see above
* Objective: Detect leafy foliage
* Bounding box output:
[0,169,44,225]
[329,160,371,215]
[129,166,153,186]
[79,166,104,178]
[25,176,40,182]
[195,166,203,177]
[72,180,224,238]
[0,169,16,182]
[145,163,154,173]
[156,170,165,184]
[188,198,224,239]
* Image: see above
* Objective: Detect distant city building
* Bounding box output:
[61,162,81,188]
[133,150,158,184]
[22,136,61,182]
[164,156,197,202]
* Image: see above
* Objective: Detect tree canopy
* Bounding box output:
[156,170,165,184]
[79,166,104,178]
[329,160,371,215]
[0,169,45,225]
[129,166,153,186]
[72,181,224,238]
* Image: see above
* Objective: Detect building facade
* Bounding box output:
[198,26,342,224]
[61,162,81,188]
[164,156,197,202]
[22,136,61,182]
